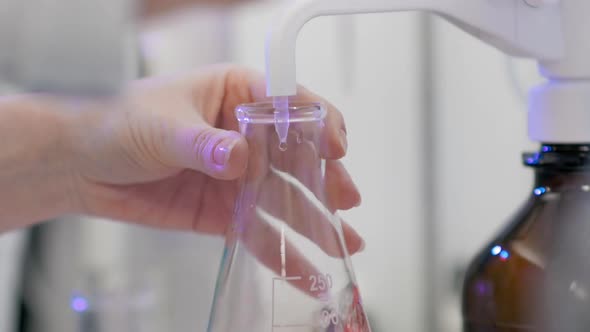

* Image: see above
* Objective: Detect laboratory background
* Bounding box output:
[0,1,547,331]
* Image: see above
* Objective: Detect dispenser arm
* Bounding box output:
[265,0,564,97]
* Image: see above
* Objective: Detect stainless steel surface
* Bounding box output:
[24,217,226,331]
[0,230,27,332]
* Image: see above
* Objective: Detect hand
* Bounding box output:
[64,65,364,254]
[140,0,251,19]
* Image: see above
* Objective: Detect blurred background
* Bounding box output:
[0,1,546,331]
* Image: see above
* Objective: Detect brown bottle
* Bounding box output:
[462,144,590,332]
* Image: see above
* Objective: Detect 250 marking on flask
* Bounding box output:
[309,273,333,292]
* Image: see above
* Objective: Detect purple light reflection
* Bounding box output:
[71,296,89,313]
[475,280,492,296]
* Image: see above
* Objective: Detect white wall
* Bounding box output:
[141,8,232,73]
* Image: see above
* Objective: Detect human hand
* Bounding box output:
[63,65,364,254]
[140,0,252,19]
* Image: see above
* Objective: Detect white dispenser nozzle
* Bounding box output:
[265,0,563,97]
[265,0,590,143]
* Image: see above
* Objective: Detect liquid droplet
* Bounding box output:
[279,142,288,151]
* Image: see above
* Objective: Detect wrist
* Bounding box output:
[0,96,79,229]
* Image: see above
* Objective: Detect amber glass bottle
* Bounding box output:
[463,144,590,332]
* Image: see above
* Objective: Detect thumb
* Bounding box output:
[167,124,249,180]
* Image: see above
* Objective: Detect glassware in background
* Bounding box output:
[207,102,371,332]
[70,269,167,332]
[463,144,590,331]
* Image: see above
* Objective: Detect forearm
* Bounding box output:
[140,0,243,19]
[140,0,195,18]
[0,96,75,231]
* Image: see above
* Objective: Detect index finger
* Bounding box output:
[293,86,348,160]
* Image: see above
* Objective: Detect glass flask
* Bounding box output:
[463,144,590,332]
[207,102,371,332]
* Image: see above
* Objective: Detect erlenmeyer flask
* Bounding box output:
[207,102,371,332]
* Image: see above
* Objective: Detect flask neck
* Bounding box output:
[525,144,590,192]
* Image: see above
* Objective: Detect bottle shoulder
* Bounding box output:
[463,190,590,328]
[463,190,582,278]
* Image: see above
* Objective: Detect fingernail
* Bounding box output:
[213,138,239,166]
[340,129,348,152]
[358,239,366,253]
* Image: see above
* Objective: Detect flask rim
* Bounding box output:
[235,101,326,124]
